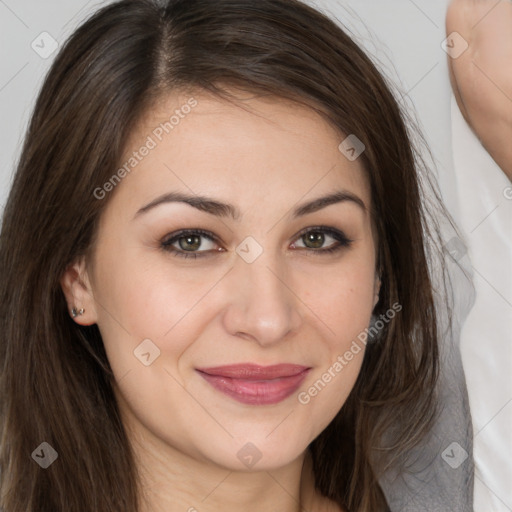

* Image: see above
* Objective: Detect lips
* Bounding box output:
[196,364,311,405]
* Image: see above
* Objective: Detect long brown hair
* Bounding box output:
[0,0,455,510]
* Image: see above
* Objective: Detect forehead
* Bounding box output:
[115,89,371,213]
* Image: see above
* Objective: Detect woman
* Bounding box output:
[0,0,472,510]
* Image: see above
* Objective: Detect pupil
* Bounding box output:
[180,235,201,251]
[305,232,324,248]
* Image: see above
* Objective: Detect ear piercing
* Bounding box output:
[71,307,85,318]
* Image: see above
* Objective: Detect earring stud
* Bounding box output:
[71,307,85,318]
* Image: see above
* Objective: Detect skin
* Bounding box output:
[61,89,380,512]
[446,0,512,181]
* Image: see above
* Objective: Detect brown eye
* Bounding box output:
[178,234,202,251]
[292,227,353,254]
[302,231,326,249]
[161,229,221,259]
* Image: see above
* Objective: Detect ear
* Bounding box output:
[373,272,381,308]
[60,257,98,326]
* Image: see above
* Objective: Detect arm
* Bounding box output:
[446,0,512,181]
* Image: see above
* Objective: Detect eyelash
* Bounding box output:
[160,226,353,259]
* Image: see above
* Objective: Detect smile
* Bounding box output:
[195,364,311,405]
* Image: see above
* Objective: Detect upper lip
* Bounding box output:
[196,363,310,380]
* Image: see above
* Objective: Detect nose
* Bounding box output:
[221,250,303,347]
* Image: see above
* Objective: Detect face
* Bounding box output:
[63,89,379,471]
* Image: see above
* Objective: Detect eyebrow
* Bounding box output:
[134,189,366,220]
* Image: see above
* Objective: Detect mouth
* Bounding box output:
[195,364,311,405]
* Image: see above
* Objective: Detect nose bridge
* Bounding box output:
[222,245,302,344]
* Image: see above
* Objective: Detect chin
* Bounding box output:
[195,435,309,472]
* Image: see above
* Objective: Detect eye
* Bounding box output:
[291,226,353,254]
[160,226,353,259]
[161,229,222,259]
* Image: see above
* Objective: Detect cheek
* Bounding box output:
[93,240,376,355]
[90,241,224,378]
[296,253,376,342]
[291,255,375,424]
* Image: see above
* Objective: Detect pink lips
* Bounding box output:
[196,363,311,405]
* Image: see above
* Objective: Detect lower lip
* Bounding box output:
[197,369,310,405]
